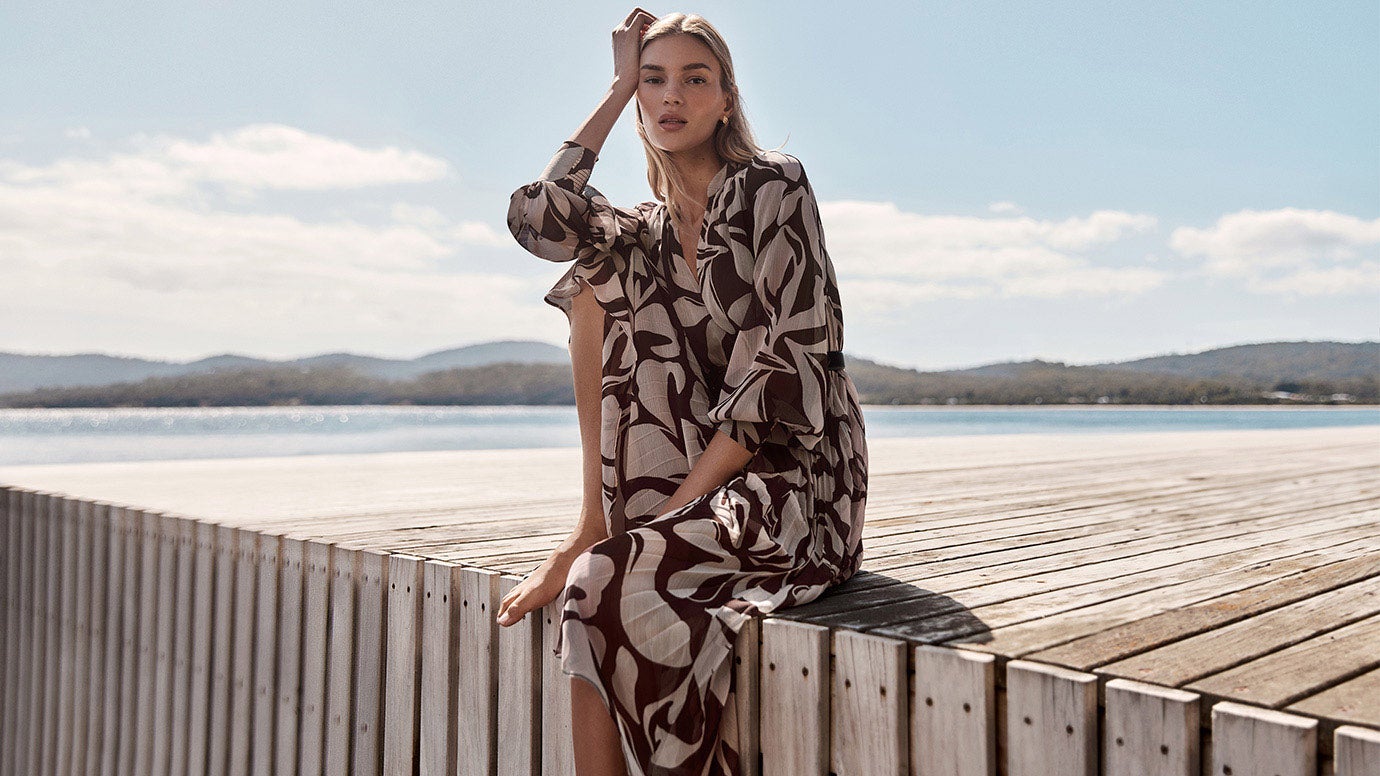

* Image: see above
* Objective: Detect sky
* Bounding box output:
[1,1,1376,371]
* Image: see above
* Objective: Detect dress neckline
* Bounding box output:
[664,156,749,291]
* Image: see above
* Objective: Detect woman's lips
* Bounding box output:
[659,118,687,131]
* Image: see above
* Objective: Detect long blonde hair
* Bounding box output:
[634,13,779,225]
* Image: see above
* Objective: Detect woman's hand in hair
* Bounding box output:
[613,7,657,95]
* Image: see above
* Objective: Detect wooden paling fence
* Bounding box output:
[3,487,1378,776]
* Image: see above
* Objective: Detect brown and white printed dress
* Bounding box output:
[507,140,868,776]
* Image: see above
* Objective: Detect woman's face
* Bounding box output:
[637,34,730,157]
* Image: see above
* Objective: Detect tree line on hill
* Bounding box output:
[0,359,1372,408]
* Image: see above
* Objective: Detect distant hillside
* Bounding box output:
[0,340,1374,408]
[0,339,570,393]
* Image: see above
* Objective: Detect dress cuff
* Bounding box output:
[538,140,598,190]
[717,418,768,456]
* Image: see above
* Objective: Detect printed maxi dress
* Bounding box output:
[507,139,868,776]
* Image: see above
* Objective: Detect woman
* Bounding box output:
[498,9,867,775]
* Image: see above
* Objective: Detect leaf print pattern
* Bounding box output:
[508,139,868,776]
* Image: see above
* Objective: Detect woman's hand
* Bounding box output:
[613,7,657,91]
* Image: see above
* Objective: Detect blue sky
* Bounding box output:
[1,1,1376,370]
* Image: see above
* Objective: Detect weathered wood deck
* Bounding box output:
[1,425,1378,775]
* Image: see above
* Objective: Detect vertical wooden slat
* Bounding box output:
[68,500,95,776]
[275,536,305,776]
[1210,701,1317,776]
[541,596,574,776]
[324,545,359,776]
[1104,678,1199,776]
[831,630,907,776]
[1334,725,1380,776]
[169,518,198,776]
[497,575,542,776]
[16,490,38,776]
[760,618,830,776]
[1,490,20,776]
[733,616,762,776]
[187,521,219,776]
[54,498,78,776]
[132,509,161,776]
[150,514,180,776]
[384,553,423,776]
[911,645,996,776]
[1004,660,1098,776]
[227,529,258,776]
[352,549,389,776]
[42,493,64,776]
[420,560,461,776]
[459,566,501,776]
[101,505,133,776]
[298,540,332,776]
[252,532,282,776]
[81,501,111,776]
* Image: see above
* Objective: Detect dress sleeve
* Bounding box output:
[506,140,643,263]
[706,156,833,456]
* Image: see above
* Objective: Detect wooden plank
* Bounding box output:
[384,553,423,776]
[496,575,542,776]
[274,536,305,776]
[1103,679,1199,776]
[1334,725,1380,776]
[16,488,39,776]
[1027,549,1380,669]
[1210,701,1316,776]
[1187,611,1380,708]
[132,509,162,776]
[251,532,282,776]
[186,521,218,776]
[204,523,236,776]
[541,596,574,776]
[759,618,830,776]
[297,540,332,776]
[169,518,198,776]
[227,529,258,776]
[324,545,358,776]
[102,504,134,776]
[831,630,907,776]
[1004,660,1098,776]
[1288,665,1380,730]
[419,560,461,776]
[54,498,78,776]
[149,515,179,776]
[1,489,18,776]
[733,616,762,776]
[115,505,145,776]
[41,494,64,776]
[911,646,995,776]
[459,566,501,776]
[1099,575,1380,688]
[80,501,111,776]
[352,549,389,776]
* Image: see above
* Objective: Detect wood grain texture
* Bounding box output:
[1210,701,1317,776]
[911,646,995,776]
[760,618,830,776]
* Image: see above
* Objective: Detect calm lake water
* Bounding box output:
[0,405,1374,463]
[0,405,1376,466]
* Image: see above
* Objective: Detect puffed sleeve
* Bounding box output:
[507,140,642,262]
[707,156,833,455]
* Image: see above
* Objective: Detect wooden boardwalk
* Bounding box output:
[2,424,1378,775]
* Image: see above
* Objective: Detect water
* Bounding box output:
[0,405,1375,466]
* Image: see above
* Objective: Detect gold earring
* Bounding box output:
[721,115,729,125]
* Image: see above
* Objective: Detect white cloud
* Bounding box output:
[1170,207,1380,294]
[818,200,1165,309]
[0,124,549,358]
[988,200,1023,215]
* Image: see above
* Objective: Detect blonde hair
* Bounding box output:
[633,13,782,224]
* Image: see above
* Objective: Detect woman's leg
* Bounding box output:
[567,280,629,776]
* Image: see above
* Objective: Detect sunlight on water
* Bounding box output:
[0,405,1376,466]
